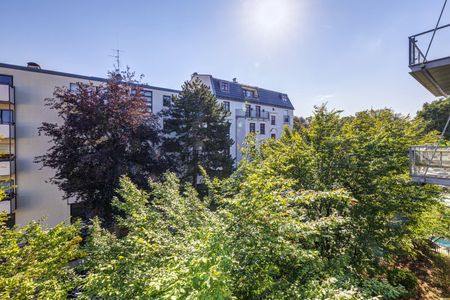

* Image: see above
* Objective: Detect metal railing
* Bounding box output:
[409,23,450,66]
[241,110,270,120]
[410,145,450,179]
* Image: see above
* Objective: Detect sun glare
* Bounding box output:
[240,0,302,46]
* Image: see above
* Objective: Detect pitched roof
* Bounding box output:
[210,77,294,110]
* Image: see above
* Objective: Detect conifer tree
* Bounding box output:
[161,79,234,187]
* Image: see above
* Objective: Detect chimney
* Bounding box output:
[191,72,198,79]
[27,62,41,69]
[232,77,237,83]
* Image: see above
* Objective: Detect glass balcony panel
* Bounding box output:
[0,160,15,176]
[0,84,14,104]
[410,146,450,185]
[0,199,13,213]
[0,124,14,139]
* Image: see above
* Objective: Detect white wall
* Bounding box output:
[191,74,294,162]
[0,66,294,227]
[0,66,178,227]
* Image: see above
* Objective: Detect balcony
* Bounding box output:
[0,84,14,104]
[409,24,450,97]
[240,110,270,120]
[0,180,15,214]
[0,124,14,139]
[410,145,450,185]
[0,160,15,177]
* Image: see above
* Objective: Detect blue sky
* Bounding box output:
[1,0,449,116]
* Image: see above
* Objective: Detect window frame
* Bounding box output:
[249,122,256,133]
[163,95,172,107]
[0,75,13,86]
[220,81,229,92]
[271,115,276,125]
[142,90,153,112]
[256,105,261,118]
[260,123,265,134]
[223,101,230,111]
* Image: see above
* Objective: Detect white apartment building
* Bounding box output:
[192,73,294,162]
[0,62,294,227]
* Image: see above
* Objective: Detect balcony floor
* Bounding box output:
[410,56,450,97]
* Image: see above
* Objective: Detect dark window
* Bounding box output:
[69,83,79,92]
[284,115,290,123]
[0,110,13,124]
[245,104,251,117]
[256,106,261,118]
[271,115,276,125]
[0,75,13,86]
[143,90,153,112]
[250,123,255,133]
[271,133,276,139]
[260,123,265,134]
[220,81,229,92]
[163,95,171,107]
[223,101,230,111]
[244,89,255,98]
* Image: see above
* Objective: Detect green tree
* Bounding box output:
[416,97,450,139]
[161,79,234,188]
[232,105,447,294]
[36,69,163,224]
[0,215,83,299]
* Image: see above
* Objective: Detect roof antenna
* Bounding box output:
[110,49,124,72]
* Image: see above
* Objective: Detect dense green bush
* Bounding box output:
[0,105,448,299]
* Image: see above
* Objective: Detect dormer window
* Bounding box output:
[281,94,288,102]
[243,89,257,98]
[220,81,229,92]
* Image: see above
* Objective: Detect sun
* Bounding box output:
[239,0,302,44]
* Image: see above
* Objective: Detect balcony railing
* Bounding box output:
[0,180,15,214]
[244,110,270,120]
[0,160,15,177]
[409,23,450,67]
[410,145,450,185]
[0,84,14,104]
[0,124,14,139]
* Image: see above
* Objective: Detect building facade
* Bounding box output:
[0,62,294,227]
[192,74,294,162]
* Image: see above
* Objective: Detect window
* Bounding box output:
[271,133,276,139]
[281,94,288,102]
[284,115,290,123]
[256,105,261,118]
[69,83,79,92]
[220,81,229,92]
[223,101,230,111]
[260,123,265,134]
[163,95,171,107]
[0,110,13,124]
[243,89,256,98]
[250,123,255,133]
[0,75,13,86]
[143,90,153,112]
[271,115,276,125]
[245,104,251,117]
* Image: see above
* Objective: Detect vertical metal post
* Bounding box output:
[423,115,450,180]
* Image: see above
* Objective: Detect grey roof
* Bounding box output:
[0,62,180,94]
[210,77,294,110]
